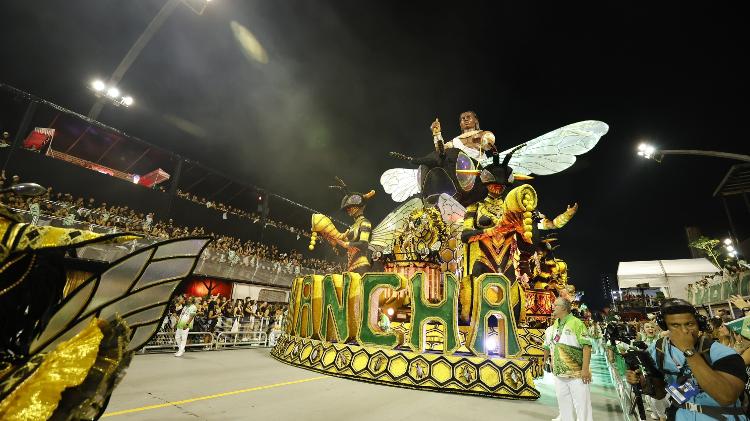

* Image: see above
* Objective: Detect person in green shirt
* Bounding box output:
[175,296,199,357]
[545,297,593,421]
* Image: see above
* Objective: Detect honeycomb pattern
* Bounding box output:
[389,323,546,378]
[271,334,540,400]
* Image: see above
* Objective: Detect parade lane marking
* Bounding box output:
[102,376,328,417]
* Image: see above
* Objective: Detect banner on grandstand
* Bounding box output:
[181,277,233,298]
[22,127,55,151]
[688,271,750,305]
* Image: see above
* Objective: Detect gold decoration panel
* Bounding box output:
[390,322,546,378]
[271,334,540,400]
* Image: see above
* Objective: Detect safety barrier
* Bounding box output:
[140,328,276,353]
[214,331,268,349]
[606,350,649,421]
[141,331,215,353]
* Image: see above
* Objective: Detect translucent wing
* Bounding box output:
[380,168,420,202]
[369,197,423,253]
[435,193,466,231]
[480,120,609,175]
[29,237,212,354]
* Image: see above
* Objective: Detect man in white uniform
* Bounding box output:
[174,296,199,357]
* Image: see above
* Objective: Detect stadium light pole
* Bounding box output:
[637,143,750,259]
[636,143,750,163]
[87,0,211,119]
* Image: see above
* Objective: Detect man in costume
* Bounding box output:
[434,110,496,160]
[329,177,374,274]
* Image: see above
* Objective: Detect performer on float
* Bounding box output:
[436,110,496,160]
[328,177,374,274]
[459,151,536,324]
[536,204,578,231]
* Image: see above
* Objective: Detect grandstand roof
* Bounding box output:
[617,258,718,298]
[714,163,750,197]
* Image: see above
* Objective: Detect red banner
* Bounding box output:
[22,127,55,151]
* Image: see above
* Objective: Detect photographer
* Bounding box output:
[626,299,747,420]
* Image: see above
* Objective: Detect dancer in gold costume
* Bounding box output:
[459,152,537,324]
[329,177,374,274]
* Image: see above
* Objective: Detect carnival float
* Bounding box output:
[271,112,609,400]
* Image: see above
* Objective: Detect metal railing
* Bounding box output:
[140,328,275,353]
[141,331,215,353]
[214,331,268,349]
[606,348,659,421]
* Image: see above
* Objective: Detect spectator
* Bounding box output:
[0,131,10,147]
[206,297,220,343]
[718,309,734,323]
[710,317,736,348]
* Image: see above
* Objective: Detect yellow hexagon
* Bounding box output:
[334,348,353,371]
[408,358,430,382]
[388,354,408,378]
[455,363,477,385]
[369,353,389,374]
[351,351,370,373]
[285,340,297,356]
[309,346,323,364]
[502,364,526,391]
[479,363,501,388]
[430,359,452,385]
[322,347,337,367]
[299,343,313,361]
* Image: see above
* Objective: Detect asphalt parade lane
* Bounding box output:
[104,348,624,420]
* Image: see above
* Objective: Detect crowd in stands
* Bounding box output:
[176,189,306,237]
[0,173,344,274]
[164,293,288,335]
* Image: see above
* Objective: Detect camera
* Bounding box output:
[620,340,665,420]
[604,321,637,346]
[622,341,662,395]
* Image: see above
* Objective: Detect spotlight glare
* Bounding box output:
[91,80,106,91]
[106,87,120,98]
[485,337,498,353]
[386,308,394,316]
[727,245,735,252]
[724,238,733,245]
[121,96,134,106]
[637,143,657,160]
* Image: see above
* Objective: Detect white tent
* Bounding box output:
[616,258,718,300]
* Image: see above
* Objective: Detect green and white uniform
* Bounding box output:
[544,313,593,421]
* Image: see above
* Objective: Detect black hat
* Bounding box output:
[660,298,696,315]
[329,176,375,211]
[478,144,531,186]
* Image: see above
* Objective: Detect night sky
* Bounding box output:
[1,1,748,309]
